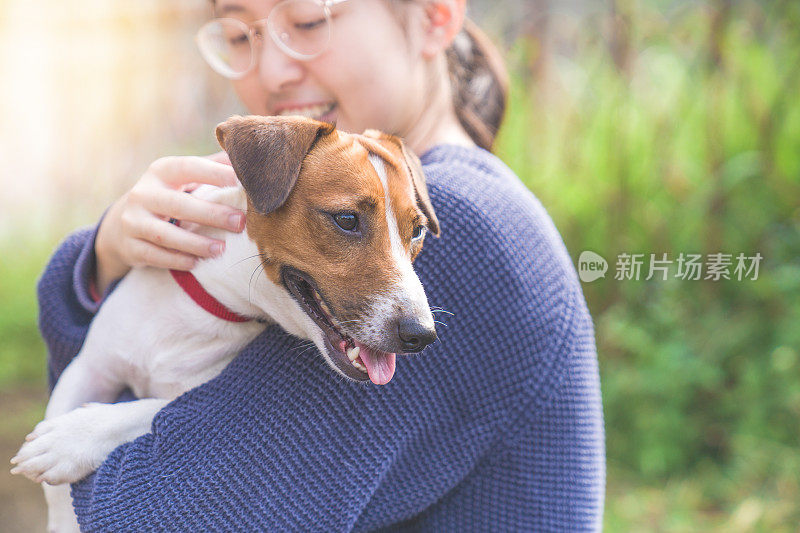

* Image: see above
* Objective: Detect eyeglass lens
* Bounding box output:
[197,0,332,78]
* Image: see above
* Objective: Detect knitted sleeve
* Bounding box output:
[37,228,99,389]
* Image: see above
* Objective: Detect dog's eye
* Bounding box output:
[333,213,359,232]
[412,225,426,240]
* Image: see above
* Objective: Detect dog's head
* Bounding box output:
[216,115,439,385]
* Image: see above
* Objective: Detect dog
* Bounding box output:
[10,115,440,532]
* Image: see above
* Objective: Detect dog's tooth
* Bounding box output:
[347,346,360,362]
[319,300,332,316]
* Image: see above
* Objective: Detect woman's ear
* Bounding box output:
[419,0,466,58]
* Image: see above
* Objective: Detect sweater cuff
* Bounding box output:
[72,213,120,314]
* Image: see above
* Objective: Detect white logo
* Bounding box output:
[578,251,608,282]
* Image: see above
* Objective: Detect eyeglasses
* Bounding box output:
[196,0,349,79]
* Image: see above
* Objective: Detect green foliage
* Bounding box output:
[0,243,49,388]
[495,0,800,529]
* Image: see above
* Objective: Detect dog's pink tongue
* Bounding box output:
[355,341,396,385]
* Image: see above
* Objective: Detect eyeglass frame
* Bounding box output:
[195,0,351,79]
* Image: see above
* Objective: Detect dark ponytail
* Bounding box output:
[445,19,509,151]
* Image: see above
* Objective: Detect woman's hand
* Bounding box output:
[94,152,246,294]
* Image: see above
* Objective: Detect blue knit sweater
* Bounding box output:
[38,144,605,532]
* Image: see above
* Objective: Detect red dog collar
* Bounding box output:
[169,269,251,323]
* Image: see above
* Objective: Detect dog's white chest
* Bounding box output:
[96,268,265,400]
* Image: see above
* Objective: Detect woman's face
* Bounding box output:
[216,0,430,137]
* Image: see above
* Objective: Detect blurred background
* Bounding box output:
[0,0,798,530]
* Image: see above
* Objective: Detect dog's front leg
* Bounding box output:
[11,351,125,484]
[12,399,169,485]
[43,483,80,533]
[36,400,168,533]
[44,346,126,420]
[19,400,168,533]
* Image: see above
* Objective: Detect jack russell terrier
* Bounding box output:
[11,115,440,532]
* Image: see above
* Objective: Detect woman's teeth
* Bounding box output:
[277,103,335,120]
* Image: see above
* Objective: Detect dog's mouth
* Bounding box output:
[281,266,396,385]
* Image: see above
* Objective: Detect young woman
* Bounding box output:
[40,0,605,529]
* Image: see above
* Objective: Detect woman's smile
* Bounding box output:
[273,101,337,122]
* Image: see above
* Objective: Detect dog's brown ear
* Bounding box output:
[364,130,440,237]
[400,142,440,237]
[216,115,334,214]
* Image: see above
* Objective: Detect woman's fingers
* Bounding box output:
[95,154,244,282]
[132,216,227,259]
[205,150,232,165]
[142,155,245,231]
[148,156,238,188]
[126,238,198,271]
[145,189,245,233]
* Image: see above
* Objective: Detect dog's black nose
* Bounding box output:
[397,318,437,353]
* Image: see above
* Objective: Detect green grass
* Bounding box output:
[0,242,50,389]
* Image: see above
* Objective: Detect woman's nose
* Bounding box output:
[255,38,305,92]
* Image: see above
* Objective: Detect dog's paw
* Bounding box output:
[10,403,119,485]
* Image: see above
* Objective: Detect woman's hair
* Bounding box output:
[386,1,510,150]
[444,18,509,151]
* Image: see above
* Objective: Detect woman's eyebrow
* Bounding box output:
[216,3,247,16]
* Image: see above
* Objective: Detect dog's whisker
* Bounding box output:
[289,341,315,352]
[295,345,319,358]
[248,262,266,305]
[231,253,269,268]
[291,340,315,349]
[433,320,448,327]
[248,263,262,288]
[247,267,260,301]
[289,342,316,354]
[253,263,267,294]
